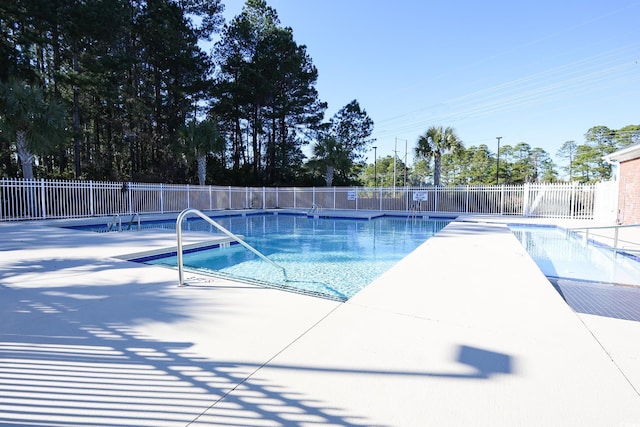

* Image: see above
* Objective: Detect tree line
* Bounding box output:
[361,124,639,187]
[1,0,638,187]
[0,0,371,186]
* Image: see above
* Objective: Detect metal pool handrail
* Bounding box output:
[176,208,287,287]
[567,223,640,255]
[107,214,121,232]
[128,212,141,230]
[308,203,322,215]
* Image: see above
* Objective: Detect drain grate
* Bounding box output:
[548,277,640,322]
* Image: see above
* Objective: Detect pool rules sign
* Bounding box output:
[413,191,428,202]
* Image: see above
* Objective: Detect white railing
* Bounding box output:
[567,223,640,256]
[176,208,287,286]
[0,178,603,221]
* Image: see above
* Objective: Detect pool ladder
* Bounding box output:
[308,204,322,216]
[176,208,287,287]
[127,213,141,230]
[107,213,141,232]
[107,214,121,232]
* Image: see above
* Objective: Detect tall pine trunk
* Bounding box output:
[73,42,81,178]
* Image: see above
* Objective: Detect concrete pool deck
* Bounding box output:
[1,213,639,426]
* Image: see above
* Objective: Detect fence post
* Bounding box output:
[89,181,94,216]
[465,186,470,213]
[571,183,576,219]
[522,183,530,217]
[405,188,409,211]
[127,182,132,215]
[500,185,505,215]
[355,187,358,210]
[333,187,336,209]
[40,178,46,219]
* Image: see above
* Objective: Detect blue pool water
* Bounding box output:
[510,225,640,285]
[511,225,640,321]
[144,214,450,301]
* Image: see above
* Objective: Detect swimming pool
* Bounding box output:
[136,214,451,301]
[510,225,640,321]
[510,225,640,285]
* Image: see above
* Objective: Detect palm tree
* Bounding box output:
[311,134,350,186]
[180,118,224,185]
[0,79,66,179]
[415,126,462,186]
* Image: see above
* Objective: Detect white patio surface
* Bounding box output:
[0,214,639,426]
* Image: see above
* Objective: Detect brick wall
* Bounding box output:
[619,157,640,224]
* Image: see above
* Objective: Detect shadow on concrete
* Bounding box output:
[0,218,517,426]
[233,344,513,380]
[1,277,369,426]
[0,275,515,427]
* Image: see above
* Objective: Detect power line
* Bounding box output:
[372,44,640,140]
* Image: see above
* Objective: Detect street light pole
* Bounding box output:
[372,146,377,187]
[496,136,502,185]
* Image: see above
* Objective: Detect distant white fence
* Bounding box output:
[0,178,605,221]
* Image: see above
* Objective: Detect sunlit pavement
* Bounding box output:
[1,214,639,426]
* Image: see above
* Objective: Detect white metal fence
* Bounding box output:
[0,178,605,221]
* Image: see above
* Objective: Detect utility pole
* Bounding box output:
[393,138,398,191]
[393,138,408,188]
[372,146,377,187]
[496,136,502,185]
[404,139,408,186]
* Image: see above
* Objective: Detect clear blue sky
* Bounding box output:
[218,0,640,167]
